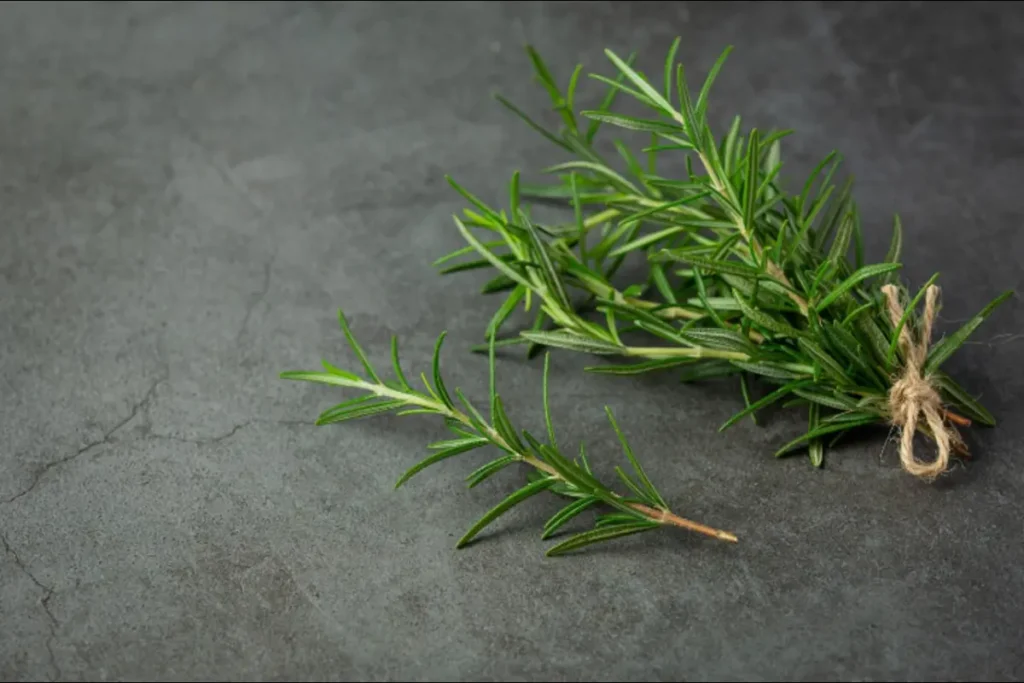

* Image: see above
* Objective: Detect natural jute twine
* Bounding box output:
[881,283,963,481]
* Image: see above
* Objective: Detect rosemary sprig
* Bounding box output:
[435,38,1013,473]
[281,312,737,556]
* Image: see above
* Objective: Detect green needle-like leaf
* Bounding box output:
[431,331,455,410]
[814,263,903,312]
[603,48,675,115]
[486,285,526,340]
[579,111,683,135]
[695,45,734,120]
[320,359,360,381]
[542,496,600,539]
[316,398,407,425]
[719,379,813,432]
[338,311,380,383]
[546,520,660,557]
[925,290,1014,374]
[931,371,997,427]
[396,438,490,489]
[390,335,411,390]
[884,214,903,277]
[494,93,573,152]
[457,477,557,548]
[519,329,624,355]
[658,253,764,281]
[584,358,697,376]
[774,415,879,457]
[452,215,532,290]
[605,406,667,509]
[466,455,519,488]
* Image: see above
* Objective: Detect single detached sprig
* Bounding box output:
[434,38,1013,477]
[280,312,736,556]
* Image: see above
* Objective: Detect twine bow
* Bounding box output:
[881,283,962,481]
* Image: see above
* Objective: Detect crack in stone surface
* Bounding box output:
[0,415,309,673]
[3,375,165,506]
[4,412,311,506]
[147,418,311,445]
[2,532,61,681]
[235,257,273,344]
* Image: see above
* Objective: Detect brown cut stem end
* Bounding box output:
[943,409,972,427]
[629,502,738,543]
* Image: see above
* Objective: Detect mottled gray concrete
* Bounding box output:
[2,1,1023,681]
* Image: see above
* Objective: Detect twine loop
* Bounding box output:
[881,284,961,481]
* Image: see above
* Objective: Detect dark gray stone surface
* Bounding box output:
[2,1,1022,680]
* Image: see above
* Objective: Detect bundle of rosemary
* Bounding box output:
[282,39,1012,555]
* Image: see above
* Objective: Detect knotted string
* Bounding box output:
[881,284,962,481]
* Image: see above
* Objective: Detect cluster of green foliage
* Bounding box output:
[435,39,1009,464]
[282,39,1011,555]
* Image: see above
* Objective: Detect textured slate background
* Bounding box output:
[2,2,1023,681]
